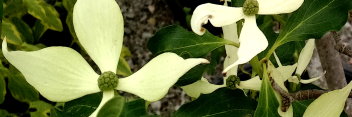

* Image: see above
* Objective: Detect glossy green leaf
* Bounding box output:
[97,96,125,117]
[11,17,34,44]
[175,88,257,117]
[254,65,280,117]
[292,100,313,117]
[2,19,23,45]
[60,92,102,116]
[29,101,53,117]
[175,64,207,86]
[147,25,236,58]
[120,99,148,117]
[276,0,351,45]
[24,0,63,31]
[8,66,39,102]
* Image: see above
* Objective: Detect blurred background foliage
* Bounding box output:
[0,0,133,116]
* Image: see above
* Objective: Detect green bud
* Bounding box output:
[98,71,119,91]
[226,75,241,90]
[243,0,259,16]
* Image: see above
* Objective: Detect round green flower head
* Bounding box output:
[226,75,241,90]
[98,71,119,91]
[243,0,259,16]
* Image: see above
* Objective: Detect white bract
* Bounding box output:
[2,0,208,116]
[190,0,303,73]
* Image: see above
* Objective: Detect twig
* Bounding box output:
[270,78,352,112]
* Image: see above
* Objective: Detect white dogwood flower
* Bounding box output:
[191,0,303,73]
[2,0,208,116]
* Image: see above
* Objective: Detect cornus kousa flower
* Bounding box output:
[2,0,208,116]
[191,0,303,73]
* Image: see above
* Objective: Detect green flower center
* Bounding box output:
[98,71,119,91]
[226,75,241,90]
[242,0,259,16]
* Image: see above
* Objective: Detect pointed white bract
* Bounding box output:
[182,78,224,98]
[223,22,239,79]
[116,53,209,101]
[257,0,304,14]
[2,40,100,102]
[73,0,123,72]
[191,3,244,35]
[303,82,352,117]
[296,39,315,76]
[223,16,268,72]
[191,1,303,73]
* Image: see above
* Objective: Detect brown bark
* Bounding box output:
[316,32,352,116]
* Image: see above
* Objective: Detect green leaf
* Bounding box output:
[65,13,78,41]
[3,0,26,17]
[292,100,313,117]
[120,99,148,117]
[8,66,39,102]
[276,0,351,45]
[116,46,132,77]
[147,25,237,58]
[24,0,63,31]
[0,60,7,104]
[32,20,48,41]
[10,17,34,44]
[0,72,5,104]
[29,101,53,117]
[254,65,280,117]
[62,0,77,12]
[0,109,17,117]
[116,57,132,77]
[2,19,23,45]
[97,96,125,117]
[175,88,257,117]
[60,92,102,116]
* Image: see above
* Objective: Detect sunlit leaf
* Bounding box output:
[116,46,132,77]
[10,17,34,44]
[2,19,23,45]
[29,101,53,117]
[7,66,39,102]
[24,0,63,31]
